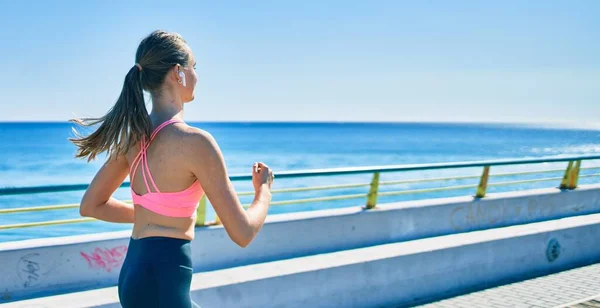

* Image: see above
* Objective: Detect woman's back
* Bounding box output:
[127,119,201,240]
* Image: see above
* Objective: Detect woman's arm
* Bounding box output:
[79,154,134,223]
[186,128,273,248]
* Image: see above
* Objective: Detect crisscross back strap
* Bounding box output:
[129,119,183,193]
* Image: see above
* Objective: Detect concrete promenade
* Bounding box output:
[416,262,600,308]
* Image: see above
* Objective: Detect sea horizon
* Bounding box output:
[1,119,599,131]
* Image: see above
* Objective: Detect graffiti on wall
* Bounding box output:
[80,245,128,273]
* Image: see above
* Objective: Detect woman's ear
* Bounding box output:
[172,65,181,82]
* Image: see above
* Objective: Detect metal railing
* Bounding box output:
[1,155,599,230]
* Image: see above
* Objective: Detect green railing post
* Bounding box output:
[366,172,380,209]
[195,195,207,226]
[476,166,490,198]
[560,161,574,189]
[568,160,581,189]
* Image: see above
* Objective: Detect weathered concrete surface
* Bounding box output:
[8,213,600,307]
[1,185,599,303]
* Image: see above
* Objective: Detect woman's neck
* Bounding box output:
[150,89,184,125]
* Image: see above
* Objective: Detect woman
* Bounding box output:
[70,30,274,307]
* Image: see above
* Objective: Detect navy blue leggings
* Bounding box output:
[118,237,200,308]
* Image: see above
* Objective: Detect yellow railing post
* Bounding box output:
[476,166,490,198]
[195,195,207,226]
[366,172,380,209]
[568,160,581,189]
[560,161,574,189]
[5,156,600,231]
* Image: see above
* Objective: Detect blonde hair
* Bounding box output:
[70,30,190,161]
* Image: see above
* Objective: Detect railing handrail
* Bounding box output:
[270,155,600,178]
[0,154,595,229]
[2,154,599,196]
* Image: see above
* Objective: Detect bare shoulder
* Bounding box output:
[178,125,229,180]
[180,125,217,147]
[178,125,221,161]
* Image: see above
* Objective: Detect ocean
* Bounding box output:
[1,122,599,242]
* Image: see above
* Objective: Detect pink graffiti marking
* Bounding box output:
[80,245,128,272]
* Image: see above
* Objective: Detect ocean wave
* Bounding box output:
[530,144,600,156]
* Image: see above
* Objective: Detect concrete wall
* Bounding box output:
[1,184,599,303]
[185,213,600,308]
[10,212,600,308]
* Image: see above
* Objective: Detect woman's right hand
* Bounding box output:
[252,162,274,192]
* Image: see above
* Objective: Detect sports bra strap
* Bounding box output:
[130,119,183,194]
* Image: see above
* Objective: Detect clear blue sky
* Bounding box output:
[0,1,598,125]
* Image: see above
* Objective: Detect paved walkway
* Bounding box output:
[416,263,600,308]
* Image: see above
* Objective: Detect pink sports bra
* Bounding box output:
[130,119,204,218]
